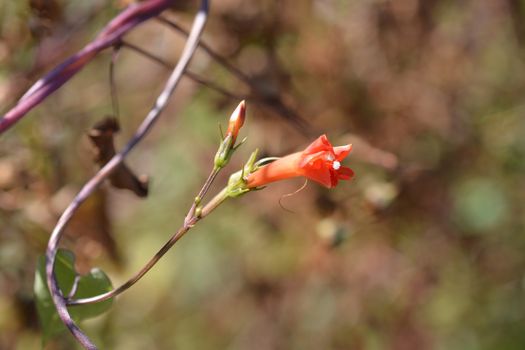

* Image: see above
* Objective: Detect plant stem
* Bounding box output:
[184,167,220,225]
[200,187,229,218]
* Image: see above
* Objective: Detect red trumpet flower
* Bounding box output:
[247,135,354,188]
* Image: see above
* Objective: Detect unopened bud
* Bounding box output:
[226,100,246,144]
[214,101,247,169]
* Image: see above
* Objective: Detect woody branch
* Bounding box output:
[0,0,177,134]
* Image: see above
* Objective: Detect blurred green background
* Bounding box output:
[1,0,525,349]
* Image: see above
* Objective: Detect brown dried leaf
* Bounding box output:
[88,117,149,198]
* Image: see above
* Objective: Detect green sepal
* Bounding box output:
[214,134,234,169]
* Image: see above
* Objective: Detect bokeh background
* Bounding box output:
[1,0,525,349]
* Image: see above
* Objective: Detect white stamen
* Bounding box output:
[332,161,341,170]
[327,154,334,161]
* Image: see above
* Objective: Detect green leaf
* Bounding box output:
[72,268,113,320]
[34,249,113,344]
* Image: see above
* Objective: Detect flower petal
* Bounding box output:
[303,134,332,155]
[334,144,352,161]
[304,165,333,187]
[337,166,354,180]
[299,151,327,169]
[329,170,339,188]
